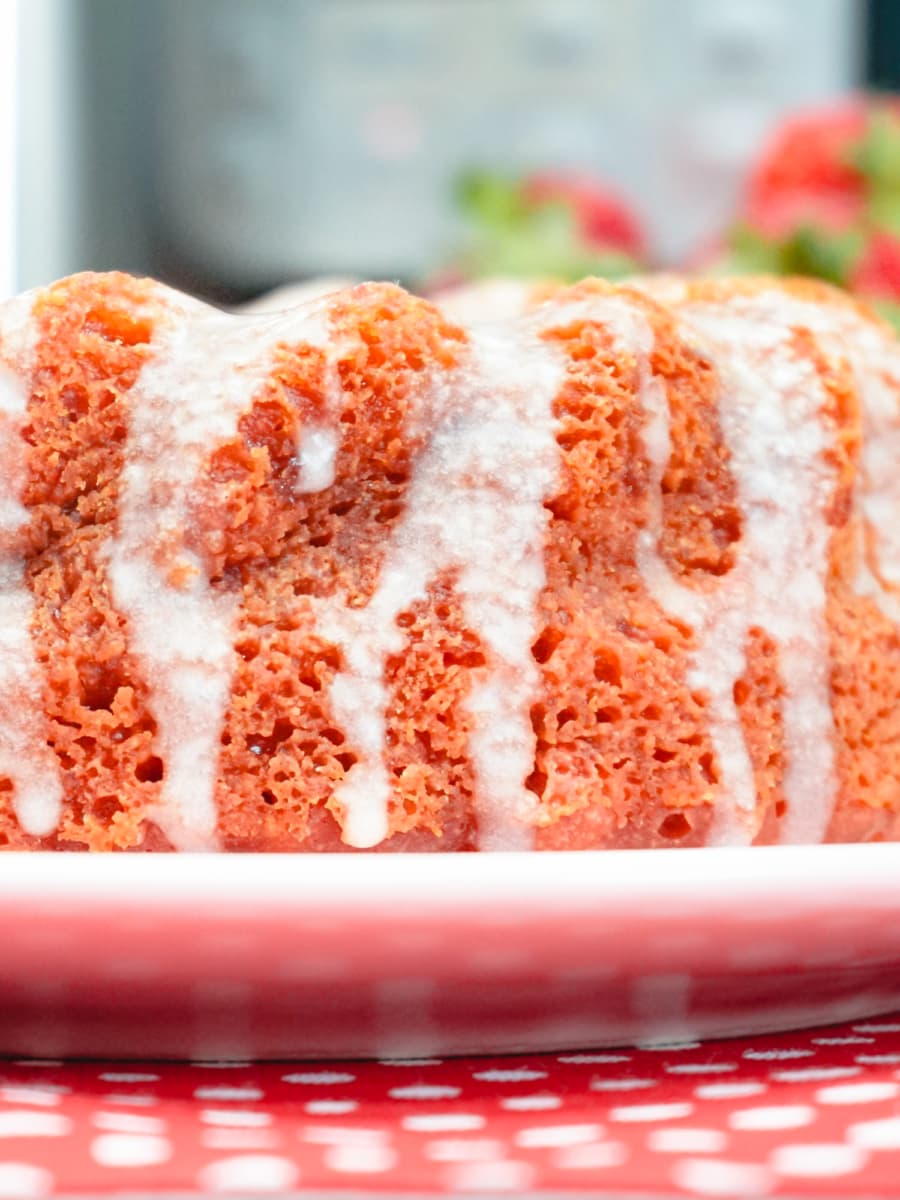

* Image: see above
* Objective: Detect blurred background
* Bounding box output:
[4,0,900,307]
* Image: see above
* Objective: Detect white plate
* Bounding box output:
[3,845,900,1060]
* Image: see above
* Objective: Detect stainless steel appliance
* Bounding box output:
[13,0,863,297]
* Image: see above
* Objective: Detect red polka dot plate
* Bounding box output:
[2,845,900,1060]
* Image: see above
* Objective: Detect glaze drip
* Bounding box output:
[741,294,900,624]
[107,293,336,849]
[0,295,64,836]
[618,292,838,843]
[314,317,565,849]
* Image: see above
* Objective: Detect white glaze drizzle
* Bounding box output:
[734,294,900,623]
[107,290,337,850]
[312,315,565,849]
[431,279,540,324]
[296,425,339,494]
[853,348,900,604]
[0,293,64,835]
[613,289,838,844]
[236,278,360,315]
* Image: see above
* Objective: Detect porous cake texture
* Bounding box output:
[0,271,896,851]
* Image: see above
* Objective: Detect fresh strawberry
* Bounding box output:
[743,186,863,241]
[851,230,900,300]
[717,96,900,332]
[523,171,646,258]
[453,171,646,284]
[746,100,868,220]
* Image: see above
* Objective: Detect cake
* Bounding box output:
[0,270,897,852]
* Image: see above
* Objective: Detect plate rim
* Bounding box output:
[3,843,899,912]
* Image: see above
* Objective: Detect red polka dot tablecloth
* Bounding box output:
[5,1017,900,1197]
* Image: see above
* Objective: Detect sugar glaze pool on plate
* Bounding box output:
[3,844,900,1060]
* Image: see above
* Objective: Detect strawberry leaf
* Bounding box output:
[728,224,784,273]
[855,109,900,193]
[779,225,864,286]
[868,296,900,333]
[455,171,639,282]
[456,171,528,228]
[727,221,863,287]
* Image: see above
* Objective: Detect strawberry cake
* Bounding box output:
[0,270,897,852]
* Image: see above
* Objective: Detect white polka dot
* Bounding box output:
[472,1068,547,1083]
[589,1078,657,1091]
[771,1143,868,1178]
[379,1058,443,1066]
[773,1066,861,1083]
[647,1128,728,1153]
[0,1164,53,1199]
[514,1123,602,1148]
[403,1114,485,1133]
[202,1129,279,1152]
[848,1115,900,1148]
[743,1048,814,1061]
[99,1072,160,1083]
[817,1081,900,1105]
[93,1113,167,1134]
[666,1063,738,1075]
[855,1053,900,1065]
[554,1141,628,1169]
[199,1154,300,1193]
[90,1133,173,1167]
[425,1138,504,1162]
[282,1071,356,1086]
[193,1086,264,1102]
[729,1105,816,1132]
[443,1159,536,1191]
[557,1054,630,1064]
[639,1040,702,1051]
[812,1036,874,1046]
[853,1022,900,1033]
[0,1083,70,1098]
[0,1111,71,1138]
[324,1143,397,1173]
[672,1159,774,1197]
[388,1085,462,1101]
[304,1100,359,1116]
[304,1127,388,1146]
[200,1110,272,1127]
[0,1087,62,1107]
[610,1102,693,1123]
[498,1095,562,1111]
[695,1082,767,1100]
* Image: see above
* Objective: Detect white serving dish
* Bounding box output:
[3,845,900,1061]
